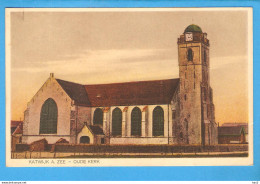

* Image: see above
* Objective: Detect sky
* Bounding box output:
[8,8,251,124]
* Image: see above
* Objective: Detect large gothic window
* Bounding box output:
[187,48,193,61]
[40,98,58,134]
[93,108,103,126]
[112,108,122,136]
[152,106,164,136]
[131,107,142,136]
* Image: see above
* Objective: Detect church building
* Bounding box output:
[22,24,218,146]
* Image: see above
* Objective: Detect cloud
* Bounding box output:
[12,49,249,86]
[211,55,248,70]
[12,48,177,75]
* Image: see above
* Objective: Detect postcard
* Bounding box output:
[6,8,253,167]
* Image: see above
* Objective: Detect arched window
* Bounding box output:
[180,132,183,139]
[40,98,58,134]
[80,136,90,144]
[131,107,142,136]
[204,88,207,101]
[184,118,189,144]
[187,48,193,61]
[112,108,122,136]
[153,106,164,136]
[93,108,103,126]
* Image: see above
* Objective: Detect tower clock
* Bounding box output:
[185,32,193,41]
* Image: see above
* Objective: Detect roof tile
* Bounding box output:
[218,126,245,136]
[56,78,179,107]
[56,79,91,106]
[85,79,179,107]
[88,125,104,135]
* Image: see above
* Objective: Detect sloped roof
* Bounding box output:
[11,121,23,128]
[55,138,69,144]
[30,138,48,145]
[221,123,248,127]
[84,79,179,107]
[218,126,245,136]
[221,123,248,134]
[12,125,23,135]
[56,79,91,106]
[56,78,179,107]
[88,125,104,135]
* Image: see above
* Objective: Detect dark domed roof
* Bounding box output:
[184,24,202,33]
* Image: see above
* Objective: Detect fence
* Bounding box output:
[12,143,248,159]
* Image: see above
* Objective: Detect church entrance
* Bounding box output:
[80,136,90,144]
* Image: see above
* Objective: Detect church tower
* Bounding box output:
[177,24,218,145]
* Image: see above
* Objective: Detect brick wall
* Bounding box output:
[15,144,248,153]
[23,76,73,144]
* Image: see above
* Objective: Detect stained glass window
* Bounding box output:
[153,106,164,136]
[93,108,103,126]
[131,107,141,136]
[39,98,58,134]
[112,108,122,136]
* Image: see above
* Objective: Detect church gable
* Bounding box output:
[23,73,74,142]
[27,73,72,107]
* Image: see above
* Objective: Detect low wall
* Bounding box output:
[23,135,71,144]
[16,143,53,152]
[15,144,248,153]
[110,137,169,144]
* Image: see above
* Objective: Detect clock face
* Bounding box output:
[185,33,193,41]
